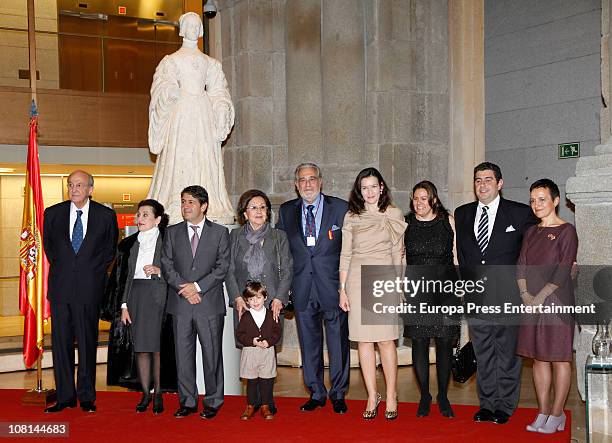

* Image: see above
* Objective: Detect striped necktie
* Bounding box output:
[477,206,489,254]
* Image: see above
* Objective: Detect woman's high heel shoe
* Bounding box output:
[437,395,454,418]
[526,413,548,432]
[363,393,382,420]
[538,412,566,434]
[385,396,398,420]
[416,394,432,417]
[135,393,151,413]
[152,393,164,415]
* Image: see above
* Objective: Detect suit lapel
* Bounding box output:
[77,201,95,255]
[193,219,210,259]
[178,221,192,258]
[467,202,478,246]
[61,202,73,253]
[294,201,307,248]
[127,238,140,277]
[487,199,509,252]
[314,195,332,251]
[261,227,276,257]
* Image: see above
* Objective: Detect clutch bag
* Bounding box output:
[451,341,477,383]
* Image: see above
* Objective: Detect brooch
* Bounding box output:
[547,233,557,241]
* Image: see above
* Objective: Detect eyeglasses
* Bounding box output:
[297,176,320,185]
[67,183,90,190]
[246,205,267,212]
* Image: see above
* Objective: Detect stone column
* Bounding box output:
[448,0,485,210]
[366,0,450,210]
[566,0,612,408]
[219,0,287,203]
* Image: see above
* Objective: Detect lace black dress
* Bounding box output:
[403,213,460,339]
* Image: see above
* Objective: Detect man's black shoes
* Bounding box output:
[199,405,219,419]
[473,408,494,422]
[44,400,76,413]
[174,406,198,418]
[492,410,510,424]
[80,401,96,413]
[332,399,348,414]
[300,398,325,412]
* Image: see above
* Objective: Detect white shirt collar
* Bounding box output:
[478,194,500,213]
[188,217,206,231]
[70,199,90,215]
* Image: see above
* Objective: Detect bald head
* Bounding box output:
[67,170,94,208]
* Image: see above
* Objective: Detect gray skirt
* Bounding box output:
[129,279,165,352]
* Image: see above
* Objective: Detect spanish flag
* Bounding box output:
[19,111,50,369]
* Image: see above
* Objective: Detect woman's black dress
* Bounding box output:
[403,213,460,339]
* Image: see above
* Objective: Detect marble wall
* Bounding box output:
[219,0,451,212]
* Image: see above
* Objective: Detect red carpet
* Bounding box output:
[0,390,571,442]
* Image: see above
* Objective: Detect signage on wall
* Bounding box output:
[118,6,127,15]
[558,142,580,159]
[122,193,131,202]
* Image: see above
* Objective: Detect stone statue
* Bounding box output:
[147,12,235,225]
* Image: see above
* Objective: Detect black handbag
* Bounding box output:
[451,341,477,383]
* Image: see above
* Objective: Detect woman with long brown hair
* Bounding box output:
[338,167,406,420]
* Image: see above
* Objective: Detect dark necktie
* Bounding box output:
[477,206,489,254]
[305,204,316,247]
[72,210,84,253]
[190,225,199,257]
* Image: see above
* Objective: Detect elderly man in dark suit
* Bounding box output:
[454,162,537,425]
[43,170,118,413]
[161,185,230,419]
[277,163,350,414]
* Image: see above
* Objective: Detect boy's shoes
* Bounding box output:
[260,405,274,420]
[240,405,255,420]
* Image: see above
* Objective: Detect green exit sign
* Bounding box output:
[558,142,580,159]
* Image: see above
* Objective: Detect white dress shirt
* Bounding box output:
[473,194,500,240]
[250,306,266,328]
[187,218,206,243]
[69,199,90,240]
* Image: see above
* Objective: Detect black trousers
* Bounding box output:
[468,318,521,415]
[50,303,100,404]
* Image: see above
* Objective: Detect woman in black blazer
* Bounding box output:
[106,199,170,414]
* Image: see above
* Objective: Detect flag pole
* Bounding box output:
[21,0,56,406]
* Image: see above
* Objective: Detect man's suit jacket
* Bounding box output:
[276,195,348,312]
[161,219,230,317]
[455,197,536,307]
[43,200,118,305]
[455,198,535,267]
